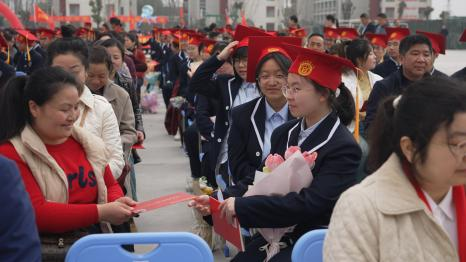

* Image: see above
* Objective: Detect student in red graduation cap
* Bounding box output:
[337,27,359,41]
[452,29,466,82]
[225,36,300,198]
[323,26,339,51]
[191,45,361,262]
[325,77,466,262]
[416,30,448,77]
[189,25,270,189]
[373,27,410,78]
[13,29,44,75]
[365,33,387,64]
[33,28,55,59]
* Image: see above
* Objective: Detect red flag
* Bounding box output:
[179,7,185,27]
[35,4,49,22]
[241,9,247,26]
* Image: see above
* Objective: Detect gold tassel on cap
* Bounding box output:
[353,68,362,143]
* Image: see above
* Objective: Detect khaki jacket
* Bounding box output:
[10,125,109,205]
[102,81,137,159]
[324,154,459,262]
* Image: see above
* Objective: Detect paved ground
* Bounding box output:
[131,49,466,260]
[133,97,229,261]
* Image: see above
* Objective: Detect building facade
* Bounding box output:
[379,0,432,20]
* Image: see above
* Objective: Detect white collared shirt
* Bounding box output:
[298,113,330,146]
[423,188,458,250]
[263,101,288,160]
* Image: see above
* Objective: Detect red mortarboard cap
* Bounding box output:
[186,34,204,46]
[233,25,271,48]
[289,28,306,38]
[202,39,217,54]
[282,43,355,91]
[385,27,410,42]
[266,31,278,37]
[36,28,55,39]
[460,29,466,42]
[337,27,359,40]
[15,29,38,44]
[365,33,387,48]
[246,36,302,82]
[324,27,338,40]
[416,30,446,55]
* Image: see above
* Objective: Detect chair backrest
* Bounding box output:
[65,232,214,262]
[291,229,327,262]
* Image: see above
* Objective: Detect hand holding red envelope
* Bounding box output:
[132,142,145,149]
[133,192,194,213]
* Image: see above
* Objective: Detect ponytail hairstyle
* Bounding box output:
[367,76,466,173]
[308,80,355,126]
[345,38,372,68]
[0,67,80,143]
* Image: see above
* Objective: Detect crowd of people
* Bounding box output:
[0,13,466,262]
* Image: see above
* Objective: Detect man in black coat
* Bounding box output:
[365,34,434,131]
[358,13,376,35]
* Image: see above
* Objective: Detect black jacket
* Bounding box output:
[190,55,246,170]
[364,68,414,131]
[372,55,400,78]
[235,112,361,241]
[452,67,466,82]
[225,97,294,198]
[13,49,44,75]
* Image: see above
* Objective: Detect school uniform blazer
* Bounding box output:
[225,97,294,198]
[234,112,362,241]
[190,55,245,170]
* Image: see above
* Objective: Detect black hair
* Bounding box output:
[109,17,122,26]
[367,76,466,173]
[328,41,350,58]
[255,52,292,86]
[208,31,220,39]
[232,46,248,62]
[310,80,355,126]
[60,24,76,38]
[89,45,113,73]
[360,13,369,19]
[3,30,14,41]
[307,33,324,42]
[346,38,372,67]
[0,67,80,143]
[326,15,336,23]
[326,15,339,27]
[211,41,229,55]
[289,15,298,24]
[198,42,205,54]
[377,13,387,19]
[399,34,432,56]
[99,38,125,58]
[47,37,89,69]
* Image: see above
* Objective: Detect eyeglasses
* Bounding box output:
[449,140,466,160]
[281,85,301,96]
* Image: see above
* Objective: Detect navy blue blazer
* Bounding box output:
[0,156,41,262]
[13,49,44,75]
[372,55,399,78]
[235,112,361,241]
[364,68,415,131]
[226,97,294,198]
[190,55,245,170]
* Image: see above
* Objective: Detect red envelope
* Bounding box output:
[209,197,245,252]
[132,142,145,149]
[133,192,194,213]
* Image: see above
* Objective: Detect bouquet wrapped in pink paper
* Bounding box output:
[244,146,317,261]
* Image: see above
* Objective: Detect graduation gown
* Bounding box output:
[226,97,294,198]
[233,112,361,261]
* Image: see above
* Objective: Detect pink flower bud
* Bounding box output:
[265,154,285,171]
[284,146,301,159]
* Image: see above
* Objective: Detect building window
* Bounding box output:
[120,7,124,15]
[266,23,275,31]
[266,6,275,17]
[69,4,79,16]
[385,7,395,18]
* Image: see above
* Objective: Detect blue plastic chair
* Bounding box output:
[65,232,214,262]
[291,229,327,262]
